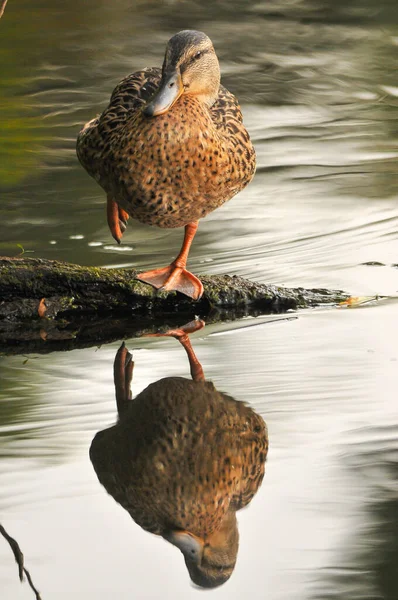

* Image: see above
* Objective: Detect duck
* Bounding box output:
[89,320,268,588]
[77,30,256,300]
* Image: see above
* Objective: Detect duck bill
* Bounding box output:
[143,71,184,117]
[164,530,204,561]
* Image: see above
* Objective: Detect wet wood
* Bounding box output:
[0,256,349,353]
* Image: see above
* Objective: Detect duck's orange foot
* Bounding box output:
[107,195,130,244]
[118,208,129,234]
[137,265,204,300]
[145,318,205,340]
[167,318,205,337]
[144,319,205,381]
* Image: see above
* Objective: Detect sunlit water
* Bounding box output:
[1,1,398,599]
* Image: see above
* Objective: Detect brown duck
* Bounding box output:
[76,30,256,300]
[89,320,268,588]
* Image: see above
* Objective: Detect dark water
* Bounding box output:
[1,0,398,598]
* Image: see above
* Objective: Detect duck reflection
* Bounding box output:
[90,320,268,588]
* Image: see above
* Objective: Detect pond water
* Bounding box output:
[1,0,398,599]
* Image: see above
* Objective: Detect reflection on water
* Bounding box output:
[0,307,397,598]
[90,321,268,588]
[313,456,398,600]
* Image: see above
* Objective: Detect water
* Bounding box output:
[1,0,398,598]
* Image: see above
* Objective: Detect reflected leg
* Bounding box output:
[114,342,134,417]
[145,319,205,381]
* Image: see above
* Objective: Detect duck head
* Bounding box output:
[144,30,221,117]
[164,511,238,588]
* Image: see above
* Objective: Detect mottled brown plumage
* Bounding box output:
[77,30,256,299]
[90,322,268,588]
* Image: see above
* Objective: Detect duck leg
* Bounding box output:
[146,319,205,381]
[137,221,204,300]
[114,342,134,417]
[107,194,129,244]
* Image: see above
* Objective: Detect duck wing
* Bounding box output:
[210,84,254,170]
[76,67,162,185]
[210,84,244,127]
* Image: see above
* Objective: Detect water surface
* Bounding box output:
[1,1,397,598]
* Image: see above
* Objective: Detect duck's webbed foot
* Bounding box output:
[156,318,205,339]
[107,195,130,244]
[145,319,205,381]
[137,264,204,300]
[137,221,203,300]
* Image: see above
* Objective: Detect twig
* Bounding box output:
[0,523,42,600]
[0,0,8,19]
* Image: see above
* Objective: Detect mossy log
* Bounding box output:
[0,256,349,354]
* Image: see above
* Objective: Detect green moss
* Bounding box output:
[0,257,350,321]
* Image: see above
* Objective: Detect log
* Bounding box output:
[0,256,349,354]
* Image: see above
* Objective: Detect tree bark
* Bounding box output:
[0,256,349,353]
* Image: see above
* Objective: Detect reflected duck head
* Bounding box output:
[165,512,238,589]
[143,30,221,117]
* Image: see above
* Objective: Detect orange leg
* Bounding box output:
[107,195,130,244]
[145,319,205,381]
[137,221,204,300]
[113,342,134,417]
